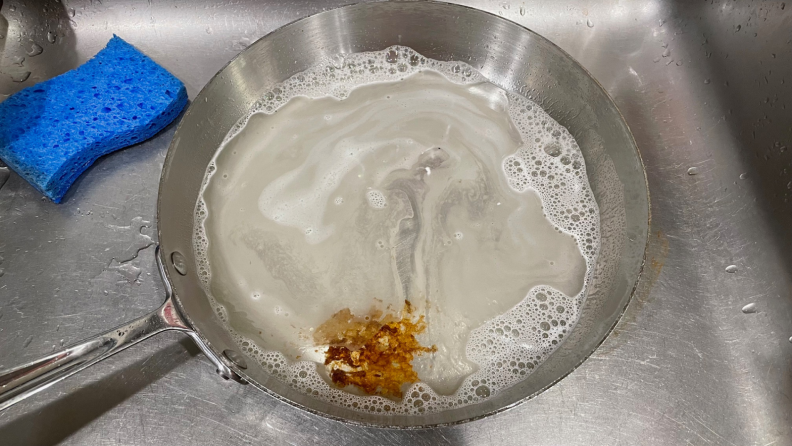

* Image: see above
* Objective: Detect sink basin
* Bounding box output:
[0,0,790,444]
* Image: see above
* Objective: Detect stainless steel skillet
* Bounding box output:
[0,1,649,428]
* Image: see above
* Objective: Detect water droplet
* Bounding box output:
[110,261,142,283]
[687,167,699,175]
[725,265,738,273]
[739,172,748,180]
[736,24,742,32]
[233,37,252,51]
[9,5,16,11]
[704,79,711,84]
[47,31,56,44]
[519,6,525,16]
[662,48,671,57]
[741,303,757,314]
[0,268,4,278]
[675,60,684,66]
[26,43,43,57]
[788,336,792,343]
[787,181,792,190]
[205,27,213,34]
[11,71,31,83]
[586,19,594,28]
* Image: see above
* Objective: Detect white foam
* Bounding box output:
[193,46,600,415]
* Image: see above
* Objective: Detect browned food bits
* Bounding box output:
[317,301,435,398]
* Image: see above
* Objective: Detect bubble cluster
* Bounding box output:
[229,328,524,415]
[466,287,577,388]
[218,47,482,150]
[501,98,600,269]
[365,189,387,209]
[193,46,601,415]
[193,167,215,294]
[229,287,576,415]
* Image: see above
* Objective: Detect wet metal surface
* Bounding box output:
[0,0,791,444]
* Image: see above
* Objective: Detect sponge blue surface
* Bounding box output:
[0,35,187,202]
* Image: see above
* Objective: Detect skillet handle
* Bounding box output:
[0,248,242,412]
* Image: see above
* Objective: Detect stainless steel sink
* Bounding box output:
[0,0,790,444]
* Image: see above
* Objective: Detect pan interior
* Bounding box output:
[194,46,601,415]
[158,2,648,427]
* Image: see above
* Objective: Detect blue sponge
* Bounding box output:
[0,35,187,202]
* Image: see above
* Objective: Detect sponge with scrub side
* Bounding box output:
[0,35,187,202]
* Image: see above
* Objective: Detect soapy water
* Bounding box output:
[194,46,600,414]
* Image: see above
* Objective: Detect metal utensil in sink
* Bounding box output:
[0,2,648,428]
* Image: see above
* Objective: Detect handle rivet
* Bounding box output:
[223,349,248,369]
[171,251,187,276]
